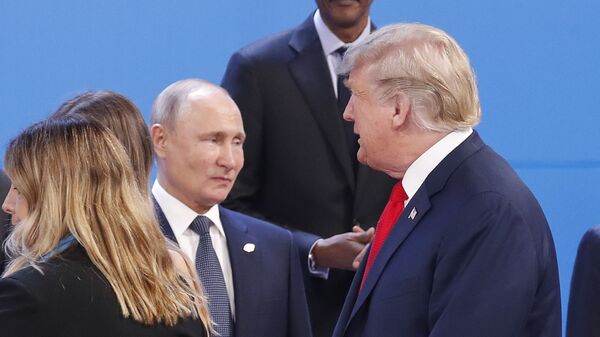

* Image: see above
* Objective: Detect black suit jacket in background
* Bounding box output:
[567,225,600,337]
[221,14,395,337]
[0,169,11,274]
[0,245,206,337]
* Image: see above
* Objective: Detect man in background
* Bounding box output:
[221,2,395,335]
[333,23,561,337]
[150,79,312,337]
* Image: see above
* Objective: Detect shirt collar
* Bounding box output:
[313,9,371,56]
[152,180,225,238]
[403,128,473,203]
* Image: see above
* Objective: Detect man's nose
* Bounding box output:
[343,96,355,122]
[217,144,236,169]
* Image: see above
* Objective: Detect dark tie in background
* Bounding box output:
[335,46,359,174]
[190,216,233,337]
[360,181,408,289]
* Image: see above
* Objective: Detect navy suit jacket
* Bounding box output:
[155,204,312,337]
[332,131,561,337]
[221,14,395,337]
[566,225,600,337]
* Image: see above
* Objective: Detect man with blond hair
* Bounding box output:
[332,23,561,337]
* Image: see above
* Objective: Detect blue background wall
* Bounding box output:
[1,0,598,329]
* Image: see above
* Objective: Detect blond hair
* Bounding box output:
[3,116,211,331]
[51,91,153,195]
[342,23,481,132]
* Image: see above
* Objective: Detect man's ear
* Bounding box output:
[151,124,168,159]
[392,94,410,129]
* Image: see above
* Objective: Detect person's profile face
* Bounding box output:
[343,68,394,171]
[161,91,245,213]
[2,184,29,225]
[316,0,372,29]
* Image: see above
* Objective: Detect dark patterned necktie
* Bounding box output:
[334,46,359,173]
[189,216,233,337]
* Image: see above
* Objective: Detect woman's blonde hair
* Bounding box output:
[50,91,153,195]
[3,116,210,331]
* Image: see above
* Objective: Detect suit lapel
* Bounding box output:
[288,16,356,189]
[219,206,262,337]
[336,248,369,334]
[153,198,177,243]
[346,131,487,325]
[349,191,431,321]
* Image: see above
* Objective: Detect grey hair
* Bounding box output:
[151,78,230,129]
[342,23,481,132]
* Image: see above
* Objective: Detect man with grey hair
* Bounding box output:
[150,79,312,337]
[332,23,561,337]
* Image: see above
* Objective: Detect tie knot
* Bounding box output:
[334,46,348,59]
[189,216,212,236]
[390,181,408,203]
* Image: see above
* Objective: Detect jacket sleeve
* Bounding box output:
[0,276,43,337]
[286,230,314,337]
[428,192,561,337]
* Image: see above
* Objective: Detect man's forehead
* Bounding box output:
[185,88,237,110]
[176,97,243,131]
[187,86,218,100]
[346,67,372,95]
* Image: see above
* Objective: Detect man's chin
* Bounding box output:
[357,151,368,166]
[211,188,233,204]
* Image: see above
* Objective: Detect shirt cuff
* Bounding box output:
[307,240,329,279]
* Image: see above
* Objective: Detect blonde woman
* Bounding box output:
[50,91,153,194]
[0,116,211,337]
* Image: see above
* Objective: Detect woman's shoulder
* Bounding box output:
[3,245,99,296]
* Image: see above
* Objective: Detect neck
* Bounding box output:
[385,130,450,179]
[324,18,369,43]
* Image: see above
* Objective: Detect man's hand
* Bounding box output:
[312,226,375,271]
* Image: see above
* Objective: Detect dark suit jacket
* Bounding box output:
[156,204,313,337]
[221,15,395,337]
[0,245,206,337]
[0,169,11,274]
[566,225,600,337]
[332,131,561,337]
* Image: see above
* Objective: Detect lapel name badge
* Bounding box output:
[408,207,417,220]
[243,243,256,253]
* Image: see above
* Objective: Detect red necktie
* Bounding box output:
[361,180,408,289]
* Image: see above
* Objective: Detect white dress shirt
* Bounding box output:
[313,10,371,98]
[152,181,236,319]
[402,128,474,206]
